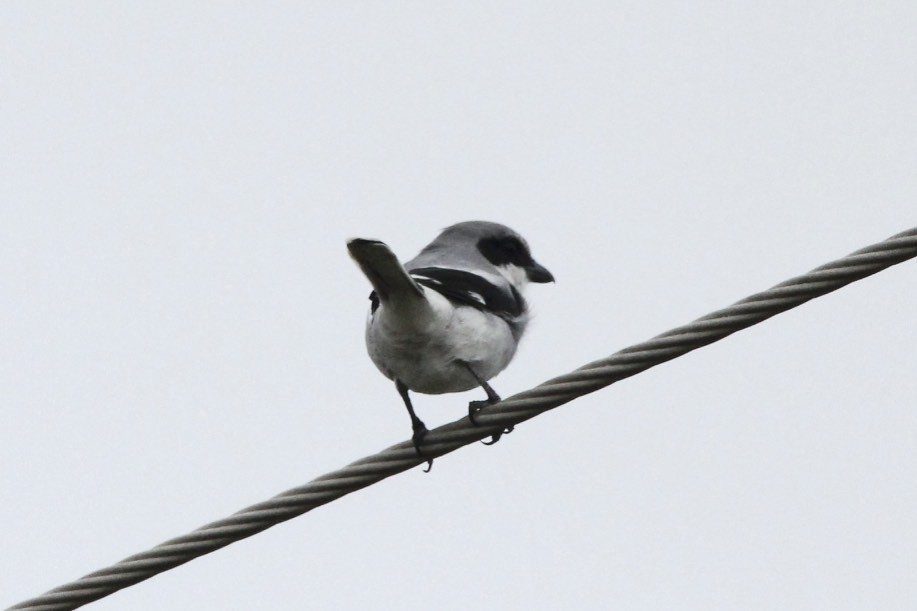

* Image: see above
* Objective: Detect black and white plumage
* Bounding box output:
[347,221,554,469]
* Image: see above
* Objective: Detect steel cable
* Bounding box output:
[9,227,917,611]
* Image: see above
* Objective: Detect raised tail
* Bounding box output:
[347,238,425,304]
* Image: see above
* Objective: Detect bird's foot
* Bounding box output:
[481,424,514,445]
[468,398,511,445]
[412,422,433,472]
[467,398,489,426]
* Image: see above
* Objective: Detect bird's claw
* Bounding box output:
[481,424,514,445]
[412,424,433,472]
[468,398,512,445]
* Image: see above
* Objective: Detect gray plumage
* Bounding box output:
[347,220,553,465]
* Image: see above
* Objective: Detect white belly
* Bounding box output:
[365,290,518,394]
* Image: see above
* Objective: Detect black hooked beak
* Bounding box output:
[526,260,554,283]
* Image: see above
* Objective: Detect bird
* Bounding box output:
[347,220,554,470]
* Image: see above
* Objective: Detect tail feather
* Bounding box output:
[347,238,424,303]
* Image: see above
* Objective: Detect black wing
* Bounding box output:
[408,266,525,319]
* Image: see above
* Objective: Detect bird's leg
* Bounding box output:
[396,379,433,472]
[461,362,500,423]
[460,362,513,444]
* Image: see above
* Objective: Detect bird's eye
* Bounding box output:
[501,238,522,255]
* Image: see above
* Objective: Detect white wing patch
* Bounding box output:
[411,274,442,286]
[412,272,486,306]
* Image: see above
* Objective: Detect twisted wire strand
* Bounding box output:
[9,227,917,611]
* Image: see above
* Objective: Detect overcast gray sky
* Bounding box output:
[2,3,916,610]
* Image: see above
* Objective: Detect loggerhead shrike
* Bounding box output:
[347,221,554,469]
